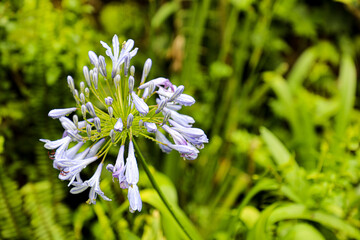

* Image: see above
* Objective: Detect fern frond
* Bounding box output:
[0,163,29,239]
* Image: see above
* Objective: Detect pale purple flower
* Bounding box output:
[106,145,128,189]
[65,142,84,159]
[164,107,195,127]
[131,92,149,116]
[169,119,208,148]
[57,155,99,185]
[43,35,207,209]
[70,163,112,204]
[168,85,184,102]
[66,130,83,142]
[155,130,173,153]
[157,87,195,106]
[102,37,138,78]
[86,138,105,158]
[78,118,93,129]
[139,77,172,90]
[161,125,187,146]
[161,125,200,160]
[48,107,77,119]
[60,117,77,131]
[40,136,73,161]
[114,118,124,132]
[128,184,142,212]
[40,136,71,150]
[100,35,119,63]
[125,141,139,185]
[144,122,157,133]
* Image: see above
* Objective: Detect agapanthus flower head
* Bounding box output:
[40,35,207,211]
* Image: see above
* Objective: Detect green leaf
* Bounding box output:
[247,203,278,240]
[288,47,317,92]
[282,223,325,240]
[151,2,180,29]
[268,203,360,239]
[335,54,356,138]
[260,127,291,166]
[260,127,308,203]
[141,189,202,240]
[237,178,278,212]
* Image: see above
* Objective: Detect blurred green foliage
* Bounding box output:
[1,0,360,239]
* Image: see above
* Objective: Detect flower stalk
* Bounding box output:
[133,139,193,240]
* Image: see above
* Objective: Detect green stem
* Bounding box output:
[133,139,193,240]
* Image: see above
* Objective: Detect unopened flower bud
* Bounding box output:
[156,99,167,114]
[81,104,87,118]
[89,51,99,68]
[162,111,171,125]
[127,113,133,129]
[108,106,113,118]
[80,81,85,93]
[110,129,115,143]
[111,64,119,79]
[99,55,107,77]
[83,66,91,86]
[67,76,75,92]
[73,115,78,128]
[148,82,155,96]
[86,102,96,117]
[130,66,135,76]
[92,68,98,89]
[114,75,120,89]
[105,97,113,106]
[114,118,123,132]
[80,93,85,105]
[86,123,92,138]
[128,76,134,92]
[94,117,101,132]
[124,54,130,76]
[141,58,152,84]
[168,85,184,102]
[85,88,90,98]
[73,89,80,105]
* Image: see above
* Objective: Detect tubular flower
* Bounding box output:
[40,35,207,211]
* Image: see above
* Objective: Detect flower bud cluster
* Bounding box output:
[40,35,208,211]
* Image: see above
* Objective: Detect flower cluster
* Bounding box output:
[40,35,208,212]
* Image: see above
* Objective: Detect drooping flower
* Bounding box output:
[70,163,111,204]
[40,35,207,211]
[106,145,128,189]
[128,184,142,213]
